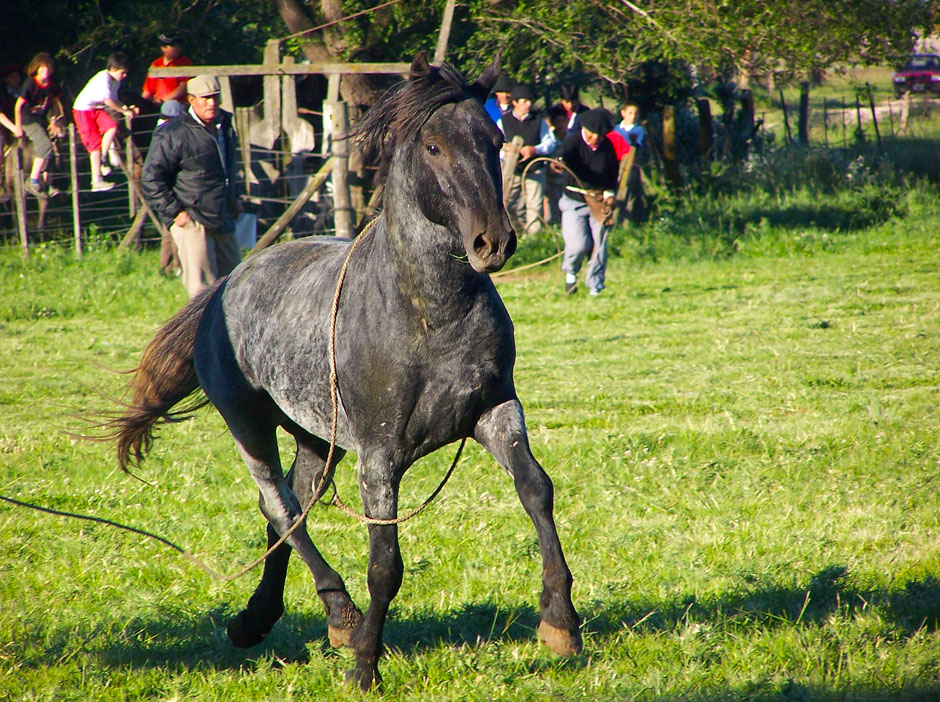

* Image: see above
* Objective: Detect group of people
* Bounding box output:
[1,35,239,300]
[4,39,645,300]
[0,34,192,198]
[487,78,646,296]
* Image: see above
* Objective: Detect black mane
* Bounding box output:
[353,61,471,188]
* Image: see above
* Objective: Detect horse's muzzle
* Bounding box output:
[469,228,517,273]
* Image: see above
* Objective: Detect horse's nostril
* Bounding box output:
[474,233,493,256]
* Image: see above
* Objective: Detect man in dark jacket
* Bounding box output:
[142,74,242,298]
[556,108,618,296]
[496,84,558,235]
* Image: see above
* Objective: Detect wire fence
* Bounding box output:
[0,114,340,255]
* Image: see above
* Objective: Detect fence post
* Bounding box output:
[330,98,354,237]
[899,92,911,134]
[662,105,679,187]
[68,124,82,257]
[798,81,810,144]
[697,98,713,161]
[779,90,792,144]
[125,114,136,219]
[12,145,28,255]
[866,83,882,150]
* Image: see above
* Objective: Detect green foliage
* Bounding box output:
[4,0,281,94]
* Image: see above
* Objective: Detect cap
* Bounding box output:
[511,84,535,101]
[158,33,183,46]
[579,108,613,135]
[187,74,221,97]
[492,74,515,94]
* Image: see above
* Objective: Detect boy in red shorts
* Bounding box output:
[72,52,138,191]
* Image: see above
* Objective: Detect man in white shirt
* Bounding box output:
[72,53,138,191]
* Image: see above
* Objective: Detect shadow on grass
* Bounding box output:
[20,566,940,687]
[588,565,940,636]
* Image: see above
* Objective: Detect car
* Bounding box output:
[893,54,940,99]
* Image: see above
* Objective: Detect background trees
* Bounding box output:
[1,0,937,106]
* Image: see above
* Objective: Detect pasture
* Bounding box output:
[2,183,940,699]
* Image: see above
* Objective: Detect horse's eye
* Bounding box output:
[426,144,441,156]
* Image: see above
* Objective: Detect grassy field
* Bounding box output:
[2,178,940,701]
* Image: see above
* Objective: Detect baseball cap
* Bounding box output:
[187,75,221,97]
[511,85,535,101]
[158,33,183,46]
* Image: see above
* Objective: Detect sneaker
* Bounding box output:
[46,184,62,197]
[24,179,45,198]
[564,273,578,295]
[91,180,116,192]
[589,289,603,297]
[100,164,112,177]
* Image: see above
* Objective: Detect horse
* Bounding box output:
[109,51,582,690]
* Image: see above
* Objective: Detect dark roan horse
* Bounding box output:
[111,52,581,689]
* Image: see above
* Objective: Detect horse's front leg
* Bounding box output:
[346,457,403,691]
[474,399,582,656]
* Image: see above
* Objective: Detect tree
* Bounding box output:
[274,0,445,106]
[453,0,937,99]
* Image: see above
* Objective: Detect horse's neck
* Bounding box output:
[376,197,482,322]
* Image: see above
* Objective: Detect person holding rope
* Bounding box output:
[555,108,619,296]
[496,84,558,235]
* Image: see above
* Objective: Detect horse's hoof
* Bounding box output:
[328,625,356,648]
[227,611,269,649]
[328,604,363,648]
[538,620,582,657]
[345,666,382,691]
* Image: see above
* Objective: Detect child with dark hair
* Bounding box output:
[614,100,646,153]
[14,52,64,197]
[73,52,139,191]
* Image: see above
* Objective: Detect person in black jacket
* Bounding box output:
[496,84,558,235]
[142,74,242,298]
[556,108,618,296]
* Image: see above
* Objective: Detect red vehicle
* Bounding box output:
[893,54,940,98]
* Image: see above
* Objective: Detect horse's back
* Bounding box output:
[195,236,354,443]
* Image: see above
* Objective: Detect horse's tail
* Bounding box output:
[114,288,215,472]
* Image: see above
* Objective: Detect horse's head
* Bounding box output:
[356,52,516,274]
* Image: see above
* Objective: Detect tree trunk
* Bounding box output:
[275,0,390,107]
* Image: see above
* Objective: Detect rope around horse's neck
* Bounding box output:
[0,216,464,580]
[322,217,465,526]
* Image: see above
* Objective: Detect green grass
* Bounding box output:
[2,184,940,700]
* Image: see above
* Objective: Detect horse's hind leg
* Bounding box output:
[474,399,582,656]
[227,428,362,649]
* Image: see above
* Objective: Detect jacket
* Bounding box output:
[142,108,239,232]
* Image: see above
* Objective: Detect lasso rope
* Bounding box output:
[489,156,580,279]
[0,216,464,578]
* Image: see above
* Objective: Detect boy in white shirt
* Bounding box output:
[72,52,138,191]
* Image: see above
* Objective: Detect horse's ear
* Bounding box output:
[470,50,502,101]
[410,51,431,81]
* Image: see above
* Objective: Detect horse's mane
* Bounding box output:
[352,60,471,191]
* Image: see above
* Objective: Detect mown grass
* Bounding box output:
[2,174,940,700]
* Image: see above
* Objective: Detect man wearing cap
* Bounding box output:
[496,84,558,235]
[484,74,514,124]
[555,108,619,296]
[142,75,242,298]
[141,33,193,118]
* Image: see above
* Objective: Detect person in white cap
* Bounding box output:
[141,74,243,298]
